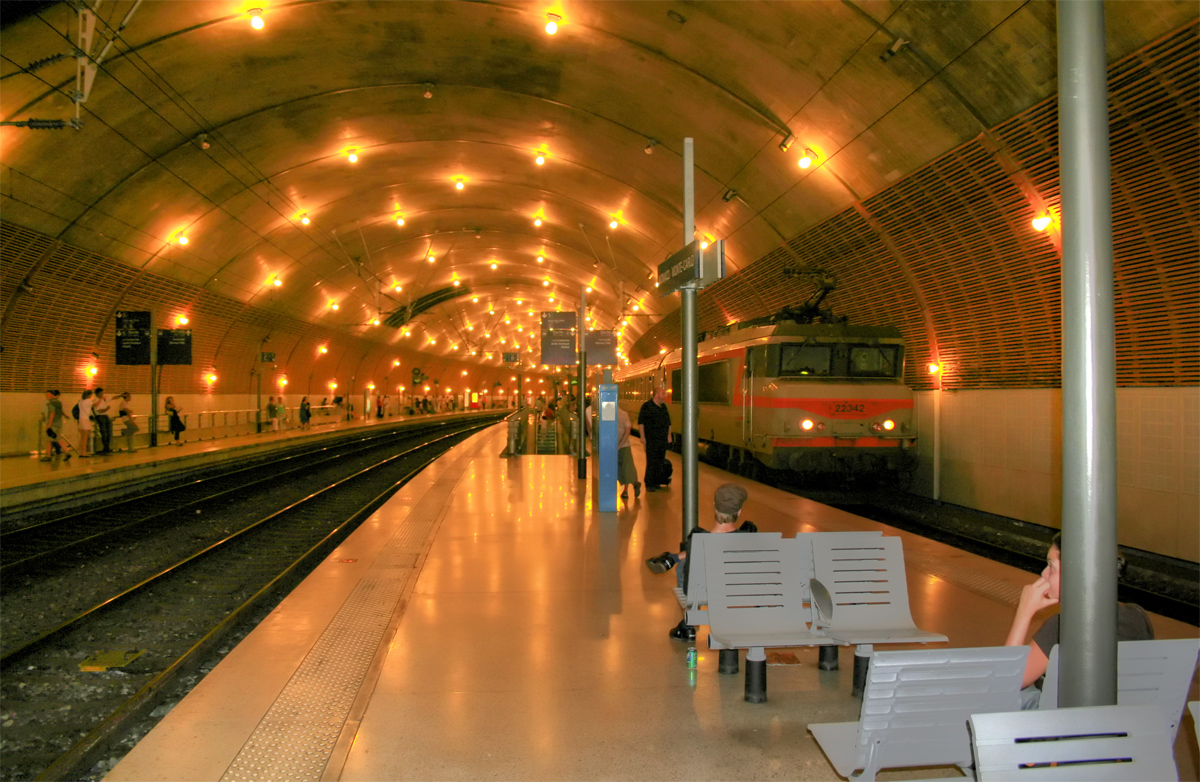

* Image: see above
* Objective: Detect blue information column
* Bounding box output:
[597,384,618,512]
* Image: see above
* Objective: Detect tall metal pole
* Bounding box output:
[149,311,159,447]
[577,284,587,479]
[681,138,699,544]
[1058,0,1118,709]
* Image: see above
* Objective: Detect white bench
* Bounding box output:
[674,531,783,630]
[808,534,948,694]
[809,645,1028,781]
[970,703,1178,781]
[1042,638,1200,741]
[702,532,833,702]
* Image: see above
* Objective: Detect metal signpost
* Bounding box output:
[577,285,587,479]
[115,311,155,444]
[656,138,724,547]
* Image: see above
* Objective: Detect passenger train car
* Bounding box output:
[615,315,917,479]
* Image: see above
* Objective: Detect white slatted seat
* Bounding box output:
[970,703,1178,781]
[703,532,832,702]
[1041,638,1200,741]
[1189,701,1198,747]
[809,534,948,646]
[808,645,1028,781]
[675,531,782,628]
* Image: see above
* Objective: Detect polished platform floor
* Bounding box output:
[106,423,1199,782]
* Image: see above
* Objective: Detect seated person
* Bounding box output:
[644,482,757,641]
[1004,531,1153,709]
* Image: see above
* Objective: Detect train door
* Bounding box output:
[743,346,768,446]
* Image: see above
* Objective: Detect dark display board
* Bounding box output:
[157,329,193,365]
[115,311,152,365]
[584,330,618,366]
[502,352,520,363]
[260,351,276,363]
[540,311,578,366]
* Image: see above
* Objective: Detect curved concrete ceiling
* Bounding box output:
[1,0,1195,368]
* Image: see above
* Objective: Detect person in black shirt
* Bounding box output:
[637,387,672,491]
[645,482,757,641]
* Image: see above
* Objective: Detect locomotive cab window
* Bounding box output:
[780,344,832,376]
[670,360,732,405]
[849,345,900,378]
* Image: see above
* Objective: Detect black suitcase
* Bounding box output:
[661,458,673,485]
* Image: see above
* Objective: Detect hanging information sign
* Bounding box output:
[156,329,193,365]
[115,311,152,365]
[540,311,578,365]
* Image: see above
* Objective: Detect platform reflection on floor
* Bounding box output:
[107,425,1199,782]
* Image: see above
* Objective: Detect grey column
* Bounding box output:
[681,138,699,544]
[578,284,587,479]
[1058,0,1118,708]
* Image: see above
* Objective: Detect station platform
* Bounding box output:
[0,410,496,513]
[105,423,1199,782]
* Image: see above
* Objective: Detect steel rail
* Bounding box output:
[0,422,454,578]
[0,421,490,666]
[33,422,493,782]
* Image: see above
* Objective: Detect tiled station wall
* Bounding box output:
[910,387,1199,563]
[633,22,1198,392]
[0,221,537,454]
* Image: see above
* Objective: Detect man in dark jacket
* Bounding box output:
[637,386,672,491]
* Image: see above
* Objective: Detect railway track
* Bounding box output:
[0,415,502,782]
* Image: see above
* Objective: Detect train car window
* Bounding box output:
[780,344,832,376]
[667,362,731,404]
[748,346,768,377]
[849,345,899,377]
[698,360,731,404]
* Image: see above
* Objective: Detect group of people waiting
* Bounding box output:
[42,388,187,460]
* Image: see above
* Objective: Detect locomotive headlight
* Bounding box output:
[800,419,815,431]
[882,419,895,431]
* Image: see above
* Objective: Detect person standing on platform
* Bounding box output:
[299,397,312,430]
[117,392,139,451]
[1004,532,1154,709]
[267,396,280,432]
[165,396,186,445]
[42,390,72,461]
[638,386,671,492]
[76,389,95,457]
[617,406,639,499]
[92,387,113,455]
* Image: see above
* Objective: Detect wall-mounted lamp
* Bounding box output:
[644,139,658,155]
[778,133,796,152]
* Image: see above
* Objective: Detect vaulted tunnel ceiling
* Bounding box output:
[1,0,1196,379]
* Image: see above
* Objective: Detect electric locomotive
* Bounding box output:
[616,309,917,479]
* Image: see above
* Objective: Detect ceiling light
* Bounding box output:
[348,151,358,163]
[393,359,400,366]
[319,346,328,354]
[300,215,310,225]
[394,285,402,292]
[609,220,618,229]
[644,139,658,155]
[273,279,282,287]
[422,83,434,99]
[207,373,218,383]
[177,236,189,245]
[453,280,461,286]
[249,8,264,29]
[632,304,639,311]
[779,133,796,152]
[427,255,436,263]
[534,218,542,227]
[699,241,709,250]
[491,263,498,270]
[1032,215,1053,231]
[331,303,339,310]
[472,296,478,302]
[396,217,405,226]
[176,315,189,326]
[545,13,560,34]
[798,148,814,168]
[373,318,381,325]
[535,154,545,165]
[722,188,738,202]
[543,280,549,286]
[536,256,544,263]
[455,181,464,190]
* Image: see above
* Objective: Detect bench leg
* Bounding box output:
[744,647,767,703]
[852,644,873,699]
[818,645,839,671]
[718,648,739,675]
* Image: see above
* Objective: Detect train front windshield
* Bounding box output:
[779,344,901,379]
